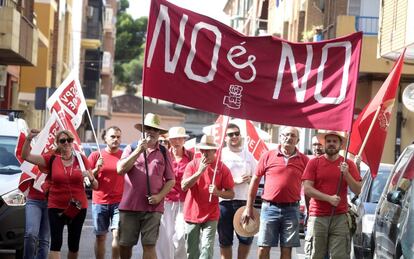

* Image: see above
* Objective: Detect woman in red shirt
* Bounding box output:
[22,129,98,259]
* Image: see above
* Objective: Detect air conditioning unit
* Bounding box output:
[87,6,94,19]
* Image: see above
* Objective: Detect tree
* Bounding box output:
[114,2,148,92]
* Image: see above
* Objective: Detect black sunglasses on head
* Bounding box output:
[59,138,74,144]
[227,132,240,137]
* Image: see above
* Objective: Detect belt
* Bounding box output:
[264,200,299,207]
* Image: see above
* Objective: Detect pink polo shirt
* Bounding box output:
[165,147,193,202]
[118,144,175,213]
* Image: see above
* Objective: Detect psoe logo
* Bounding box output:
[223,85,243,109]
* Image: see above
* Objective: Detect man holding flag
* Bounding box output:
[181,135,234,259]
[116,113,175,259]
[303,131,361,259]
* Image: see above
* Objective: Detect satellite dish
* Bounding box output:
[402,83,414,112]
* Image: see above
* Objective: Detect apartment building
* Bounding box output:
[224,0,414,163]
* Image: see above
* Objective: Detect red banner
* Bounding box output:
[143,0,362,131]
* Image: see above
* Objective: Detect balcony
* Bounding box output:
[336,15,414,74]
[94,94,111,117]
[355,16,379,36]
[81,0,103,50]
[0,6,38,66]
[378,0,414,63]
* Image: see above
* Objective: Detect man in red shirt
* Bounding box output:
[181,135,234,259]
[88,126,123,259]
[302,131,362,259]
[243,126,309,259]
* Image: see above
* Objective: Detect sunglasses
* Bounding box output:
[59,138,74,144]
[227,132,240,137]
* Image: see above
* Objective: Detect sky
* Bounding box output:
[127,0,230,24]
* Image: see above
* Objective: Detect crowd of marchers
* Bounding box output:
[20,112,362,259]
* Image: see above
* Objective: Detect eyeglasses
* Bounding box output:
[227,132,241,137]
[281,133,298,138]
[59,138,74,144]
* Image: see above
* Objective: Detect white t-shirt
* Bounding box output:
[220,147,257,201]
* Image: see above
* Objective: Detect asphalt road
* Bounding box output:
[1,199,306,258]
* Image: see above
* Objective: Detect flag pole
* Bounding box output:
[141,96,152,198]
[357,106,382,157]
[209,115,230,202]
[85,108,102,157]
[327,131,352,248]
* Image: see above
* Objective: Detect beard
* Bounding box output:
[325,146,340,156]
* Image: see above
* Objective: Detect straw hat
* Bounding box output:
[196,135,218,150]
[233,206,260,237]
[134,113,168,134]
[168,127,189,139]
[316,130,347,149]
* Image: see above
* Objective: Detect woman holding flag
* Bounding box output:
[22,129,98,259]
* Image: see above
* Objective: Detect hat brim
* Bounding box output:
[233,206,260,237]
[168,134,190,139]
[316,132,347,149]
[134,123,168,134]
[196,144,218,150]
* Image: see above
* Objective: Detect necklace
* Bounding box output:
[63,163,73,176]
[61,154,73,161]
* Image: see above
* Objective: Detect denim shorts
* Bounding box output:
[218,200,254,246]
[92,203,120,235]
[257,201,300,247]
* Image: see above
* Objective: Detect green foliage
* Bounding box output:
[114,1,148,93]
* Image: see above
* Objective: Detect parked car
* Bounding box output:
[372,144,414,259]
[352,163,393,259]
[400,182,414,259]
[0,112,28,258]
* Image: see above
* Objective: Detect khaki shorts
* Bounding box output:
[118,211,162,246]
[305,214,350,259]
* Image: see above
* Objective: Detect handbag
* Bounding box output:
[346,206,358,236]
[61,198,82,219]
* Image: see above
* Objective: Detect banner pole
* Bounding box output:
[209,115,230,202]
[357,106,382,157]
[142,95,152,197]
[85,108,102,157]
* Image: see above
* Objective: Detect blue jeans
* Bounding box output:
[257,201,301,247]
[92,203,120,235]
[24,198,50,259]
[218,200,254,246]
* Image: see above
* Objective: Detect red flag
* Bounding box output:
[46,70,87,129]
[212,115,230,147]
[349,50,406,177]
[245,120,269,161]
